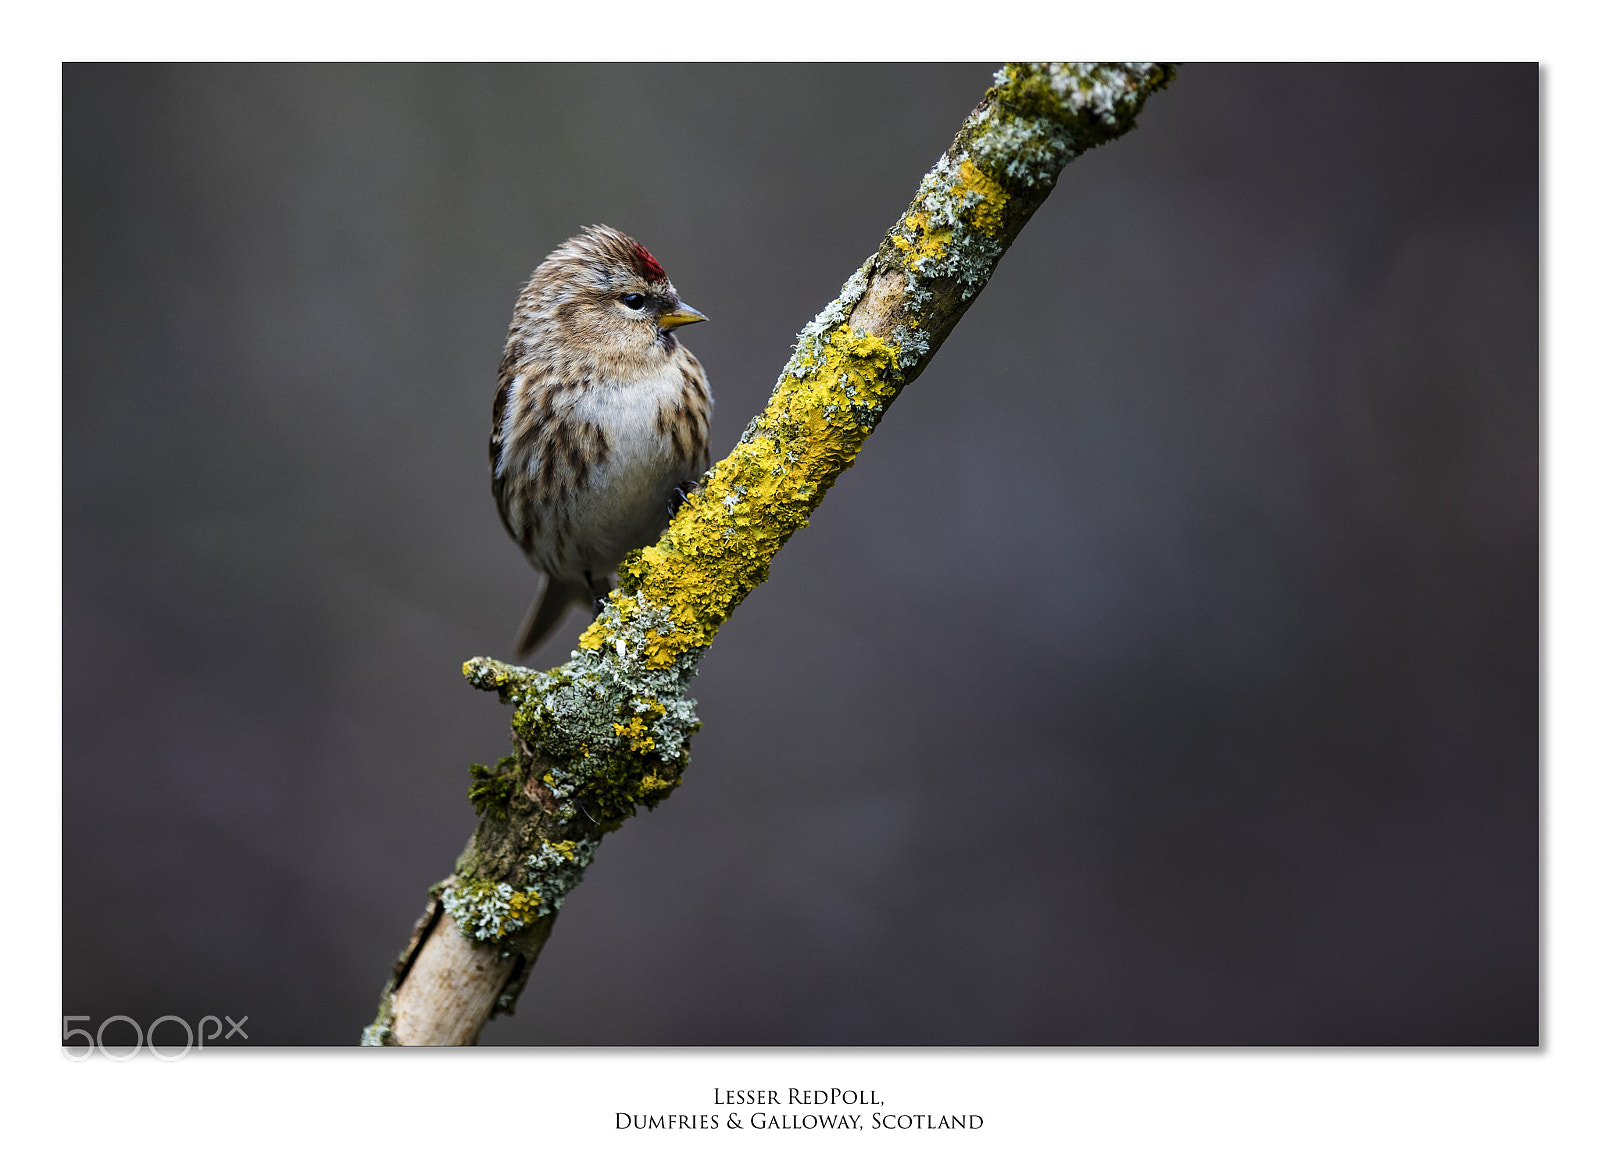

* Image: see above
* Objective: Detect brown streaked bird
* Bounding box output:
[491,225,713,658]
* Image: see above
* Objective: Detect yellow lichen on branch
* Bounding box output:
[468,62,1179,835]
[379,64,1177,1044]
[588,323,902,668]
[571,64,1176,677]
[892,157,1010,268]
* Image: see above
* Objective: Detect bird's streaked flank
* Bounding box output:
[492,225,712,657]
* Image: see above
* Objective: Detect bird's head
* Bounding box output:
[513,225,706,373]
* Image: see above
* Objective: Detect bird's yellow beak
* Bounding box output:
[657,302,708,331]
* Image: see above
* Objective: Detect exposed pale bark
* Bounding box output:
[363,62,1176,1046]
[392,911,515,1046]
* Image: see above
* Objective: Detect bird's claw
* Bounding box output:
[584,571,611,617]
[668,480,700,519]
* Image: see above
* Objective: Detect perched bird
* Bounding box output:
[491,225,713,657]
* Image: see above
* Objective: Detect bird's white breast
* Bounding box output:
[541,362,697,578]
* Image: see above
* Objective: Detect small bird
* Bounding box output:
[491,225,713,657]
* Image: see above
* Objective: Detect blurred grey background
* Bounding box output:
[63,63,1537,1045]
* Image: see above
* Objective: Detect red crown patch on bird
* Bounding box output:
[632,243,667,284]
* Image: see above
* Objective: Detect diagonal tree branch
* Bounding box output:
[363,62,1176,1046]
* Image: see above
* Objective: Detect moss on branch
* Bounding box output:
[385,64,1174,1026]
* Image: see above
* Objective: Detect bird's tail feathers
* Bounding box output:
[514,577,587,659]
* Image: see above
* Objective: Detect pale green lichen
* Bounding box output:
[443,879,545,942]
[993,62,1167,130]
[880,63,1175,370]
[523,837,597,911]
[967,103,1076,188]
[890,155,1009,295]
[442,837,598,943]
[466,621,700,824]
[360,1002,396,1046]
[965,63,1165,189]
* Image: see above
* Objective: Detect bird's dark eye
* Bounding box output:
[621,293,646,310]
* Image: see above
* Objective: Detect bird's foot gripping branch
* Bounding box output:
[365,62,1174,1045]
